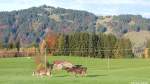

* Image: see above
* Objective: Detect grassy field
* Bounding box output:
[0,56,150,84]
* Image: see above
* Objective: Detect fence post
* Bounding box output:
[107,55,110,72]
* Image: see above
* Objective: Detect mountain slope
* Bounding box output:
[0,5,97,47]
[96,15,150,37]
[0,5,150,48]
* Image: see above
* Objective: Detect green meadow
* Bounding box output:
[0,56,150,84]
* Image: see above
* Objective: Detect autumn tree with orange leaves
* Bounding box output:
[40,29,58,55]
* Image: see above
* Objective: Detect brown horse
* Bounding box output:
[64,65,87,76]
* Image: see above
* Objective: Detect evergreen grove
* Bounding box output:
[49,32,134,58]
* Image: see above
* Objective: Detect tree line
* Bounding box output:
[46,32,134,58]
[0,31,134,58]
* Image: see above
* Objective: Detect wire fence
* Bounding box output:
[0,47,149,58]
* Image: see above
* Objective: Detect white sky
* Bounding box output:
[0,0,150,18]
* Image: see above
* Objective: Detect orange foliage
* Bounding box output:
[45,32,58,49]
[39,30,58,55]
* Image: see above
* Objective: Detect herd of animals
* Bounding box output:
[32,60,87,78]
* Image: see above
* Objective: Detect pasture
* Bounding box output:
[0,56,150,84]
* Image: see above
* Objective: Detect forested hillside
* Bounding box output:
[0,5,96,48]
[0,5,150,55]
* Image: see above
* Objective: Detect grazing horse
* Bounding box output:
[32,62,53,78]
[32,67,51,77]
[53,60,74,71]
[64,65,87,76]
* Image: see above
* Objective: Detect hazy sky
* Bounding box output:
[0,0,150,18]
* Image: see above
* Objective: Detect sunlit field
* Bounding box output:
[0,56,150,84]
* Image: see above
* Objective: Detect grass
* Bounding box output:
[0,56,150,84]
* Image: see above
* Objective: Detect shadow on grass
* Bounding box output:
[55,75,69,77]
[86,74,107,77]
[54,74,107,78]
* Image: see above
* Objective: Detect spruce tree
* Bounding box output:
[113,38,133,58]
